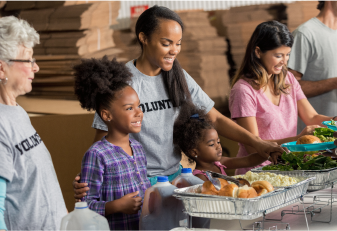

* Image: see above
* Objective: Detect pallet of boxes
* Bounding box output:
[176,10,230,115]
[222,5,273,70]
[286,1,319,32]
[3,1,122,99]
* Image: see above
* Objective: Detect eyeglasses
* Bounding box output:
[8,58,36,68]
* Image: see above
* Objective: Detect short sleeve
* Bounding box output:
[184,70,215,113]
[288,31,312,75]
[92,113,108,131]
[0,141,14,182]
[229,80,257,119]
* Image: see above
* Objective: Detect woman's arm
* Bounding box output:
[236,116,313,151]
[0,177,7,231]
[297,98,333,125]
[220,153,279,170]
[207,107,284,159]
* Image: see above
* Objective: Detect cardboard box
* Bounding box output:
[30,113,96,211]
[19,96,96,211]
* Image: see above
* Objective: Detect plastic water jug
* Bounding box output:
[172,168,210,229]
[140,176,188,230]
[171,168,204,187]
[60,202,110,230]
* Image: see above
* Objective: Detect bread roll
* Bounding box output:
[256,189,268,196]
[296,135,321,144]
[201,178,229,195]
[219,178,229,188]
[218,184,239,197]
[251,180,274,196]
[237,185,258,198]
[201,181,219,195]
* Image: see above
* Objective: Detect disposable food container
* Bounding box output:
[173,177,314,220]
[281,141,336,152]
[322,121,337,131]
[251,167,337,191]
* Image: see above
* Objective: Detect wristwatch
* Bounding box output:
[333,116,337,121]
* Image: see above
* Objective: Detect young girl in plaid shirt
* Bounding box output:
[73,56,151,230]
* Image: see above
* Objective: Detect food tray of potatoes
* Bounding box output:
[251,167,337,191]
[173,177,315,220]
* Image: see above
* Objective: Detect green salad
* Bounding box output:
[262,152,337,171]
[313,127,336,142]
[329,119,336,126]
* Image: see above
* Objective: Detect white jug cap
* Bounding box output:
[75,202,88,209]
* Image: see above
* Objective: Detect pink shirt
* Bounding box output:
[192,161,227,180]
[229,72,306,175]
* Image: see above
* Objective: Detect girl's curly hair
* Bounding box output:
[73,56,133,114]
[173,103,214,163]
[317,0,325,10]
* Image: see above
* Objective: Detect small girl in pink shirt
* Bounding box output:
[173,104,279,181]
[230,20,333,175]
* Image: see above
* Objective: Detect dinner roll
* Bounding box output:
[237,185,258,198]
[201,178,229,195]
[251,180,274,196]
[296,135,321,144]
[218,184,239,197]
[256,189,268,196]
[219,178,229,188]
[201,181,219,195]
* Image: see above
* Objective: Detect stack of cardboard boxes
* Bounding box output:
[286,1,319,32]
[177,11,230,113]
[221,4,274,70]
[2,1,121,99]
[112,29,140,62]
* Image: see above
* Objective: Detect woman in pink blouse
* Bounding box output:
[230,21,334,175]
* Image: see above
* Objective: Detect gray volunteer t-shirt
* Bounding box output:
[0,104,67,230]
[92,60,214,177]
[288,17,337,132]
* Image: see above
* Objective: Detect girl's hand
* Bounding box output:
[118,191,143,214]
[298,125,320,137]
[254,139,284,159]
[72,173,89,202]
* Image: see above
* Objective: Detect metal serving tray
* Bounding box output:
[173,177,314,220]
[251,166,337,191]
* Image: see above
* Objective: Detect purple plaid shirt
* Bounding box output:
[81,137,151,230]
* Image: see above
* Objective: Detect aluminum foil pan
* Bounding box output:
[251,166,337,191]
[173,177,314,220]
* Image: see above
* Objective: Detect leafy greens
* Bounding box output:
[262,152,337,171]
[313,127,336,142]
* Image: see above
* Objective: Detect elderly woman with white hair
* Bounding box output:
[0,16,67,230]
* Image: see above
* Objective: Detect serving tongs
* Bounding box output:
[206,171,250,187]
[204,171,221,191]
